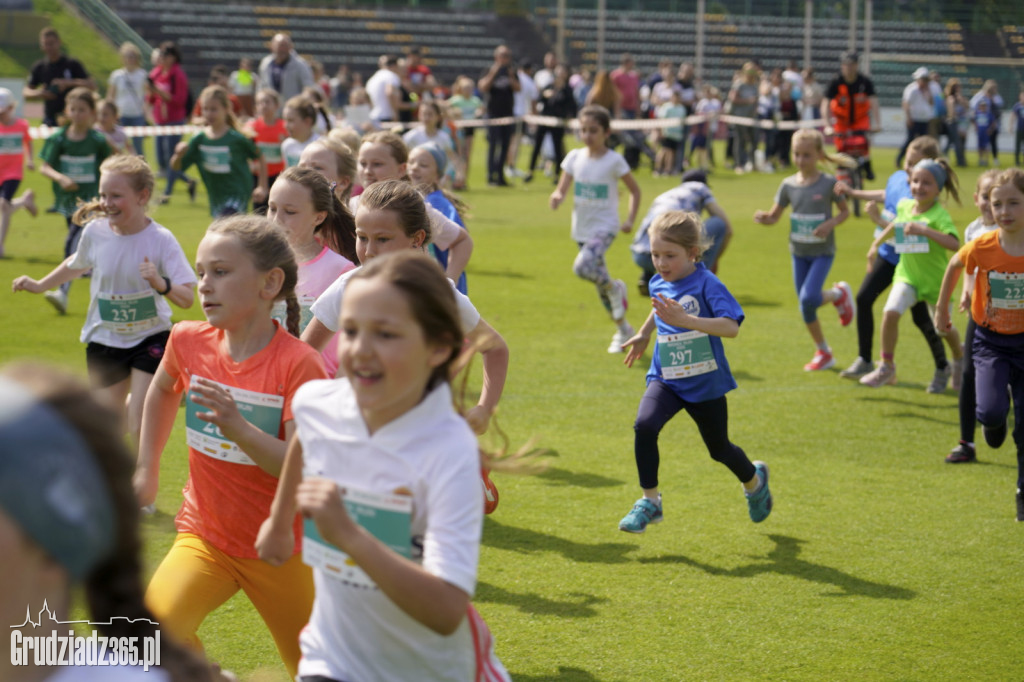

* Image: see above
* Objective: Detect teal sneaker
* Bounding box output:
[618,495,663,533]
[745,461,773,523]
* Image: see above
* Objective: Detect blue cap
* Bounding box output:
[415,141,447,177]
[0,378,116,580]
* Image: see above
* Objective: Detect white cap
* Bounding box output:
[0,87,13,110]
[912,67,929,80]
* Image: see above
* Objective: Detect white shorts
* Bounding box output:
[883,280,952,320]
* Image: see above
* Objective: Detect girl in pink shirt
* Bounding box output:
[267,166,357,375]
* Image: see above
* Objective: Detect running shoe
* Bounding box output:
[608,324,634,354]
[745,461,773,523]
[926,364,952,394]
[833,281,855,326]
[804,350,835,371]
[859,362,896,387]
[945,442,976,464]
[44,289,67,315]
[839,357,873,379]
[608,279,629,321]
[618,495,663,533]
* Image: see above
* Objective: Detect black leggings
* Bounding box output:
[633,380,756,490]
[855,257,947,369]
[959,319,977,443]
[528,126,566,176]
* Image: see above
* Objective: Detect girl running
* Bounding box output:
[257,250,510,681]
[281,95,320,168]
[267,165,357,375]
[37,86,112,313]
[619,211,772,533]
[835,136,954,392]
[402,100,460,186]
[447,76,483,189]
[134,215,328,677]
[0,363,221,681]
[297,133,357,204]
[95,98,131,155]
[753,128,853,371]
[935,168,1024,520]
[945,170,999,463]
[0,86,38,258]
[12,155,195,449]
[172,85,267,217]
[550,104,641,354]
[408,141,469,294]
[303,180,506,435]
[244,88,288,213]
[861,158,962,387]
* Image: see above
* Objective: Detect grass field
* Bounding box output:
[2,139,1021,681]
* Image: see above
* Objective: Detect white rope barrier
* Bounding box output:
[28,114,828,140]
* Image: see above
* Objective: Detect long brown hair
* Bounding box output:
[277,166,358,263]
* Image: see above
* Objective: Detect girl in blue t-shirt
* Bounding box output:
[618,211,772,534]
[407,141,469,294]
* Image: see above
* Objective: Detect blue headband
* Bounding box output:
[415,142,447,177]
[0,378,116,580]
[914,159,947,190]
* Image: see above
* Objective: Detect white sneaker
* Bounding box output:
[608,324,634,353]
[44,290,67,315]
[608,279,629,321]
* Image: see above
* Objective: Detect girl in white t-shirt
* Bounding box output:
[550,104,641,353]
[257,250,509,681]
[281,96,321,168]
[12,155,195,447]
[303,179,506,437]
[267,166,357,376]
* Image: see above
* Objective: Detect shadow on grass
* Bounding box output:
[467,268,533,280]
[475,581,607,617]
[538,466,624,488]
[733,294,782,308]
[856,395,957,410]
[483,518,638,564]
[638,534,916,600]
[510,667,603,681]
[731,370,763,382]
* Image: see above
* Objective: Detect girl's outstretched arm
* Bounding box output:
[256,434,304,565]
[139,257,194,309]
[134,366,181,507]
[462,317,509,435]
[550,172,572,210]
[301,316,335,353]
[620,172,641,232]
[623,309,657,366]
[934,254,965,334]
[12,257,89,294]
[812,198,850,239]
[753,203,783,225]
[297,478,471,635]
[905,222,959,251]
[443,227,473,283]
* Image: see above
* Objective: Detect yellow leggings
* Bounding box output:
[145,533,313,678]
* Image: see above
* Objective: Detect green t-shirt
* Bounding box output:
[39,128,111,218]
[179,128,261,216]
[892,198,959,305]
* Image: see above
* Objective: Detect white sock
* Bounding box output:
[643,491,661,504]
[617,319,632,334]
[816,342,830,353]
[745,474,763,496]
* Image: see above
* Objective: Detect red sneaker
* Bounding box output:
[804,350,835,371]
[481,467,499,514]
[833,281,855,326]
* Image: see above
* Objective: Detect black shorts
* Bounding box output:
[660,138,680,151]
[0,179,20,201]
[86,330,170,387]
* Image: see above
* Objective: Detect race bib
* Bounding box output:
[61,154,96,183]
[658,331,717,379]
[575,182,609,201]
[0,133,22,155]
[271,294,316,333]
[199,144,231,173]
[790,213,826,244]
[988,271,1024,310]
[96,290,159,335]
[184,375,284,465]
[258,141,282,164]
[303,487,413,588]
[893,223,930,254]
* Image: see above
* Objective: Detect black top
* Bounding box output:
[538,84,578,120]
[28,55,90,125]
[482,66,516,118]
